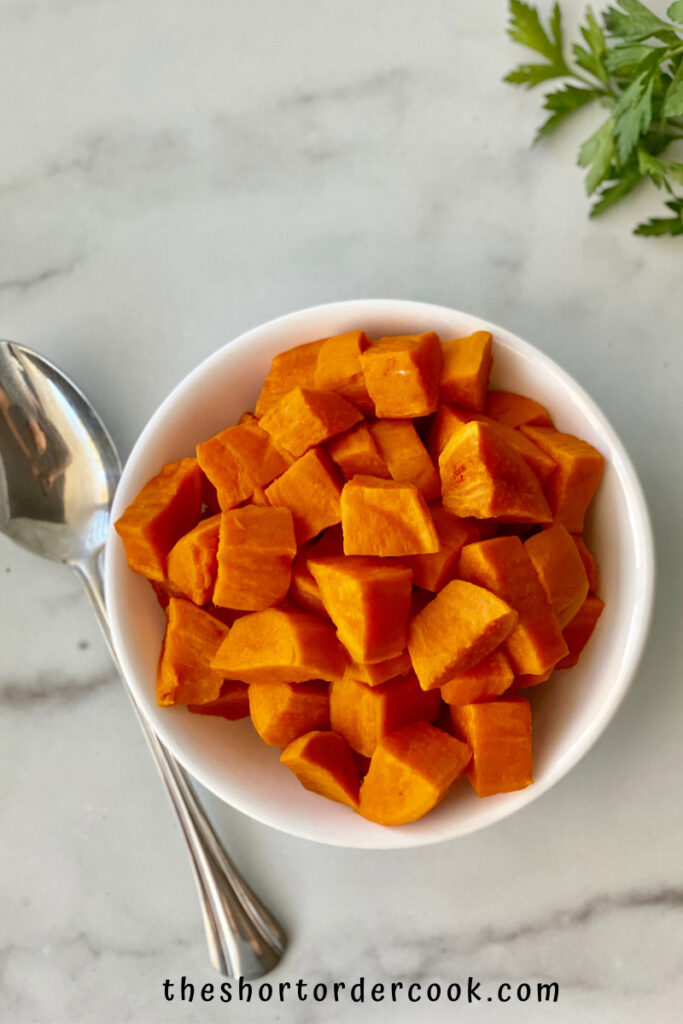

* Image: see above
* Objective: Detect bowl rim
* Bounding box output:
[104,298,655,849]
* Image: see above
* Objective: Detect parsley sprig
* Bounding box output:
[505,0,683,236]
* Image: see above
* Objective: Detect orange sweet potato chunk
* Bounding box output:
[400,505,479,591]
[157,597,229,706]
[341,476,440,557]
[259,386,363,458]
[188,681,250,720]
[343,651,412,686]
[213,506,296,610]
[330,672,440,757]
[265,447,343,544]
[115,458,202,582]
[484,390,553,429]
[167,514,221,605]
[573,535,600,592]
[196,419,290,512]
[309,556,413,663]
[440,331,492,411]
[556,594,605,669]
[249,681,330,747]
[287,526,344,615]
[525,523,589,628]
[369,420,440,501]
[458,537,568,675]
[451,698,532,797]
[255,338,326,418]
[313,330,374,414]
[327,422,390,480]
[281,730,360,808]
[211,607,346,684]
[440,649,514,705]
[427,404,473,462]
[521,426,605,533]
[407,579,518,690]
[439,421,552,523]
[360,332,442,418]
[359,722,471,825]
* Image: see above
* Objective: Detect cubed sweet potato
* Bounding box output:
[451,698,532,797]
[407,579,518,690]
[157,597,229,706]
[213,506,296,610]
[400,505,479,591]
[330,672,440,757]
[359,722,471,825]
[313,330,374,413]
[327,422,391,480]
[440,649,514,705]
[196,419,290,511]
[427,404,473,462]
[287,526,344,615]
[188,681,250,720]
[281,730,360,808]
[369,420,441,500]
[439,421,552,523]
[440,331,492,411]
[309,556,413,663]
[428,408,555,484]
[484,390,553,428]
[556,594,605,669]
[211,607,346,684]
[341,475,440,556]
[249,681,330,747]
[525,523,589,628]
[167,514,221,606]
[360,332,442,418]
[255,338,326,417]
[520,426,605,533]
[115,458,202,582]
[259,386,363,458]
[265,447,343,544]
[458,537,568,675]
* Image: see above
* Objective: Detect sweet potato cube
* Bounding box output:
[484,390,553,429]
[458,536,568,675]
[188,681,249,720]
[557,595,605,669]
[400,505,479,591]
[427,404,473,461]
[407,579,518,690]
[343,651,412,687]
[213,506,296,610]
[211,607,346,684]
[309,556,413,663]
[369,420,440,501]
[196,419,290,512]
[281,730,360,808]
[360,332,442,418]
[440,331,492,411]
[327,422,390,480]
[330,672,441,757]
[115,458,202,582]
[265,447,342,544]
[259,386,363,458]
[525,523,589,628]
[167,514,221,605]
[313,330,374,413]
[451,699,532,797]
[249,681,330,747]
[440,649,514,705]
[573,535,600,592]
[520,426,605,533]
[439,421,552,523]
[359,722,472,825]
[255,338,326,417]
[287,526,344,614]
[157,598,229,706]
[341,476,440,556]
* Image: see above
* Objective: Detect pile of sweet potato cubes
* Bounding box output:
[115,329,605,826]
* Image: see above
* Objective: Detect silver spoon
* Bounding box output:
[0,339,286,978]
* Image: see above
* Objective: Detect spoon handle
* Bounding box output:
[71,552,286,979]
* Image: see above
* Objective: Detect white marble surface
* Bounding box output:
[1,1,682,1021]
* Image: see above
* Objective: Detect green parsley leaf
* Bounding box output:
[667,2,683,24]
[506,1,569,85]
[634,199,683,233]
[605,43,665,74]
[604,0,672,42]
[590,169,644,214]
[578,117,616,192]
[662,59,683,115]
[611,51,658,162]
[535,83,604,138]
[573,8,609,82]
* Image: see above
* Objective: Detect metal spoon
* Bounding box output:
[0,340,286,978]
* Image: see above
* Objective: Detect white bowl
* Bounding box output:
[104,299,655,849]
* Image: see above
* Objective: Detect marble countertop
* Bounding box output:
[2,1,681,1021]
